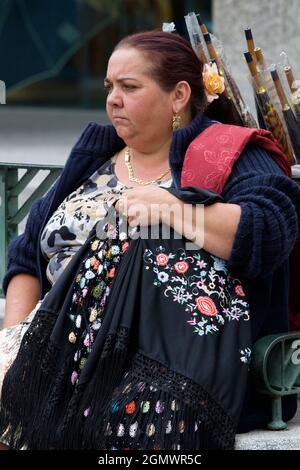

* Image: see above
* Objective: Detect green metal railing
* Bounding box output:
[0,162,63,296]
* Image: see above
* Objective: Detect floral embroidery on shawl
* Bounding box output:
[143,246,250,336]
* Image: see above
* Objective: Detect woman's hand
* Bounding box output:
[115,187,241,260]
[115,186,177,227]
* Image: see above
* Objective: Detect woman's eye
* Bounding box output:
[123,84,137,91]
[104,84,112,94]
[104,84,136,93]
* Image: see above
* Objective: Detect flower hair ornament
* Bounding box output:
[202,62,225,103]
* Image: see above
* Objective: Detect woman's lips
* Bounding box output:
[113,116,127,121]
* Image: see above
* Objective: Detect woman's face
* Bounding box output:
[105,48,175,150]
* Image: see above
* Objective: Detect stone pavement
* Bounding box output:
[236,402,300,450]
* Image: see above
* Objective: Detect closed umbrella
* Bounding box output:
[244,51,294,163]
[271,67,299,163]
[284,65,300,125]
[244,28,267,129]
[203,32,257,128]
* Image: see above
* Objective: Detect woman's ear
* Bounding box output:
[172,81,192,114]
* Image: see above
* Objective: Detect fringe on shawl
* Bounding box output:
[0,322,235,450]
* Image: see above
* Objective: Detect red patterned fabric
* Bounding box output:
[181,123,291,192]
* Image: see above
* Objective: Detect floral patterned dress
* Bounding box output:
[40,153,172,284]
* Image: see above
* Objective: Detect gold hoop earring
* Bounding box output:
[172,113,181,131]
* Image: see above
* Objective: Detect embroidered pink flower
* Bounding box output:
[195,296,218,317]
[235,285,245,296]
[82,287,88,298]
[122,241,129,253]
[84,332,94,347]
[93,259,100,270]
[197,279,206,289]
[197,260,207,269]
[108,267,116,278]
[174,261,189,274]
[156,253,169,266]
[71,371,78,385]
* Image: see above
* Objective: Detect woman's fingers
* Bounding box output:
[115,196,127,216]
[115,187,163,226]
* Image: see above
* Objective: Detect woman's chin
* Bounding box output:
[114,127,134,142]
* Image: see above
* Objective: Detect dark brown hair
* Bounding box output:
[114,31,206,115]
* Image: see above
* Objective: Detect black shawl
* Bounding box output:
[0,187,251,450]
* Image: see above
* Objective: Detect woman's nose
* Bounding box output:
[107,87,122,107]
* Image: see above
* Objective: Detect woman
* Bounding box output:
[0,31,300,450]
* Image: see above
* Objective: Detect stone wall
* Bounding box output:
[213,0,300,114]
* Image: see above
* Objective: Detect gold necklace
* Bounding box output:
[124,147,171,186]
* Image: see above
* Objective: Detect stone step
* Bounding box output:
[236,402,300,449]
